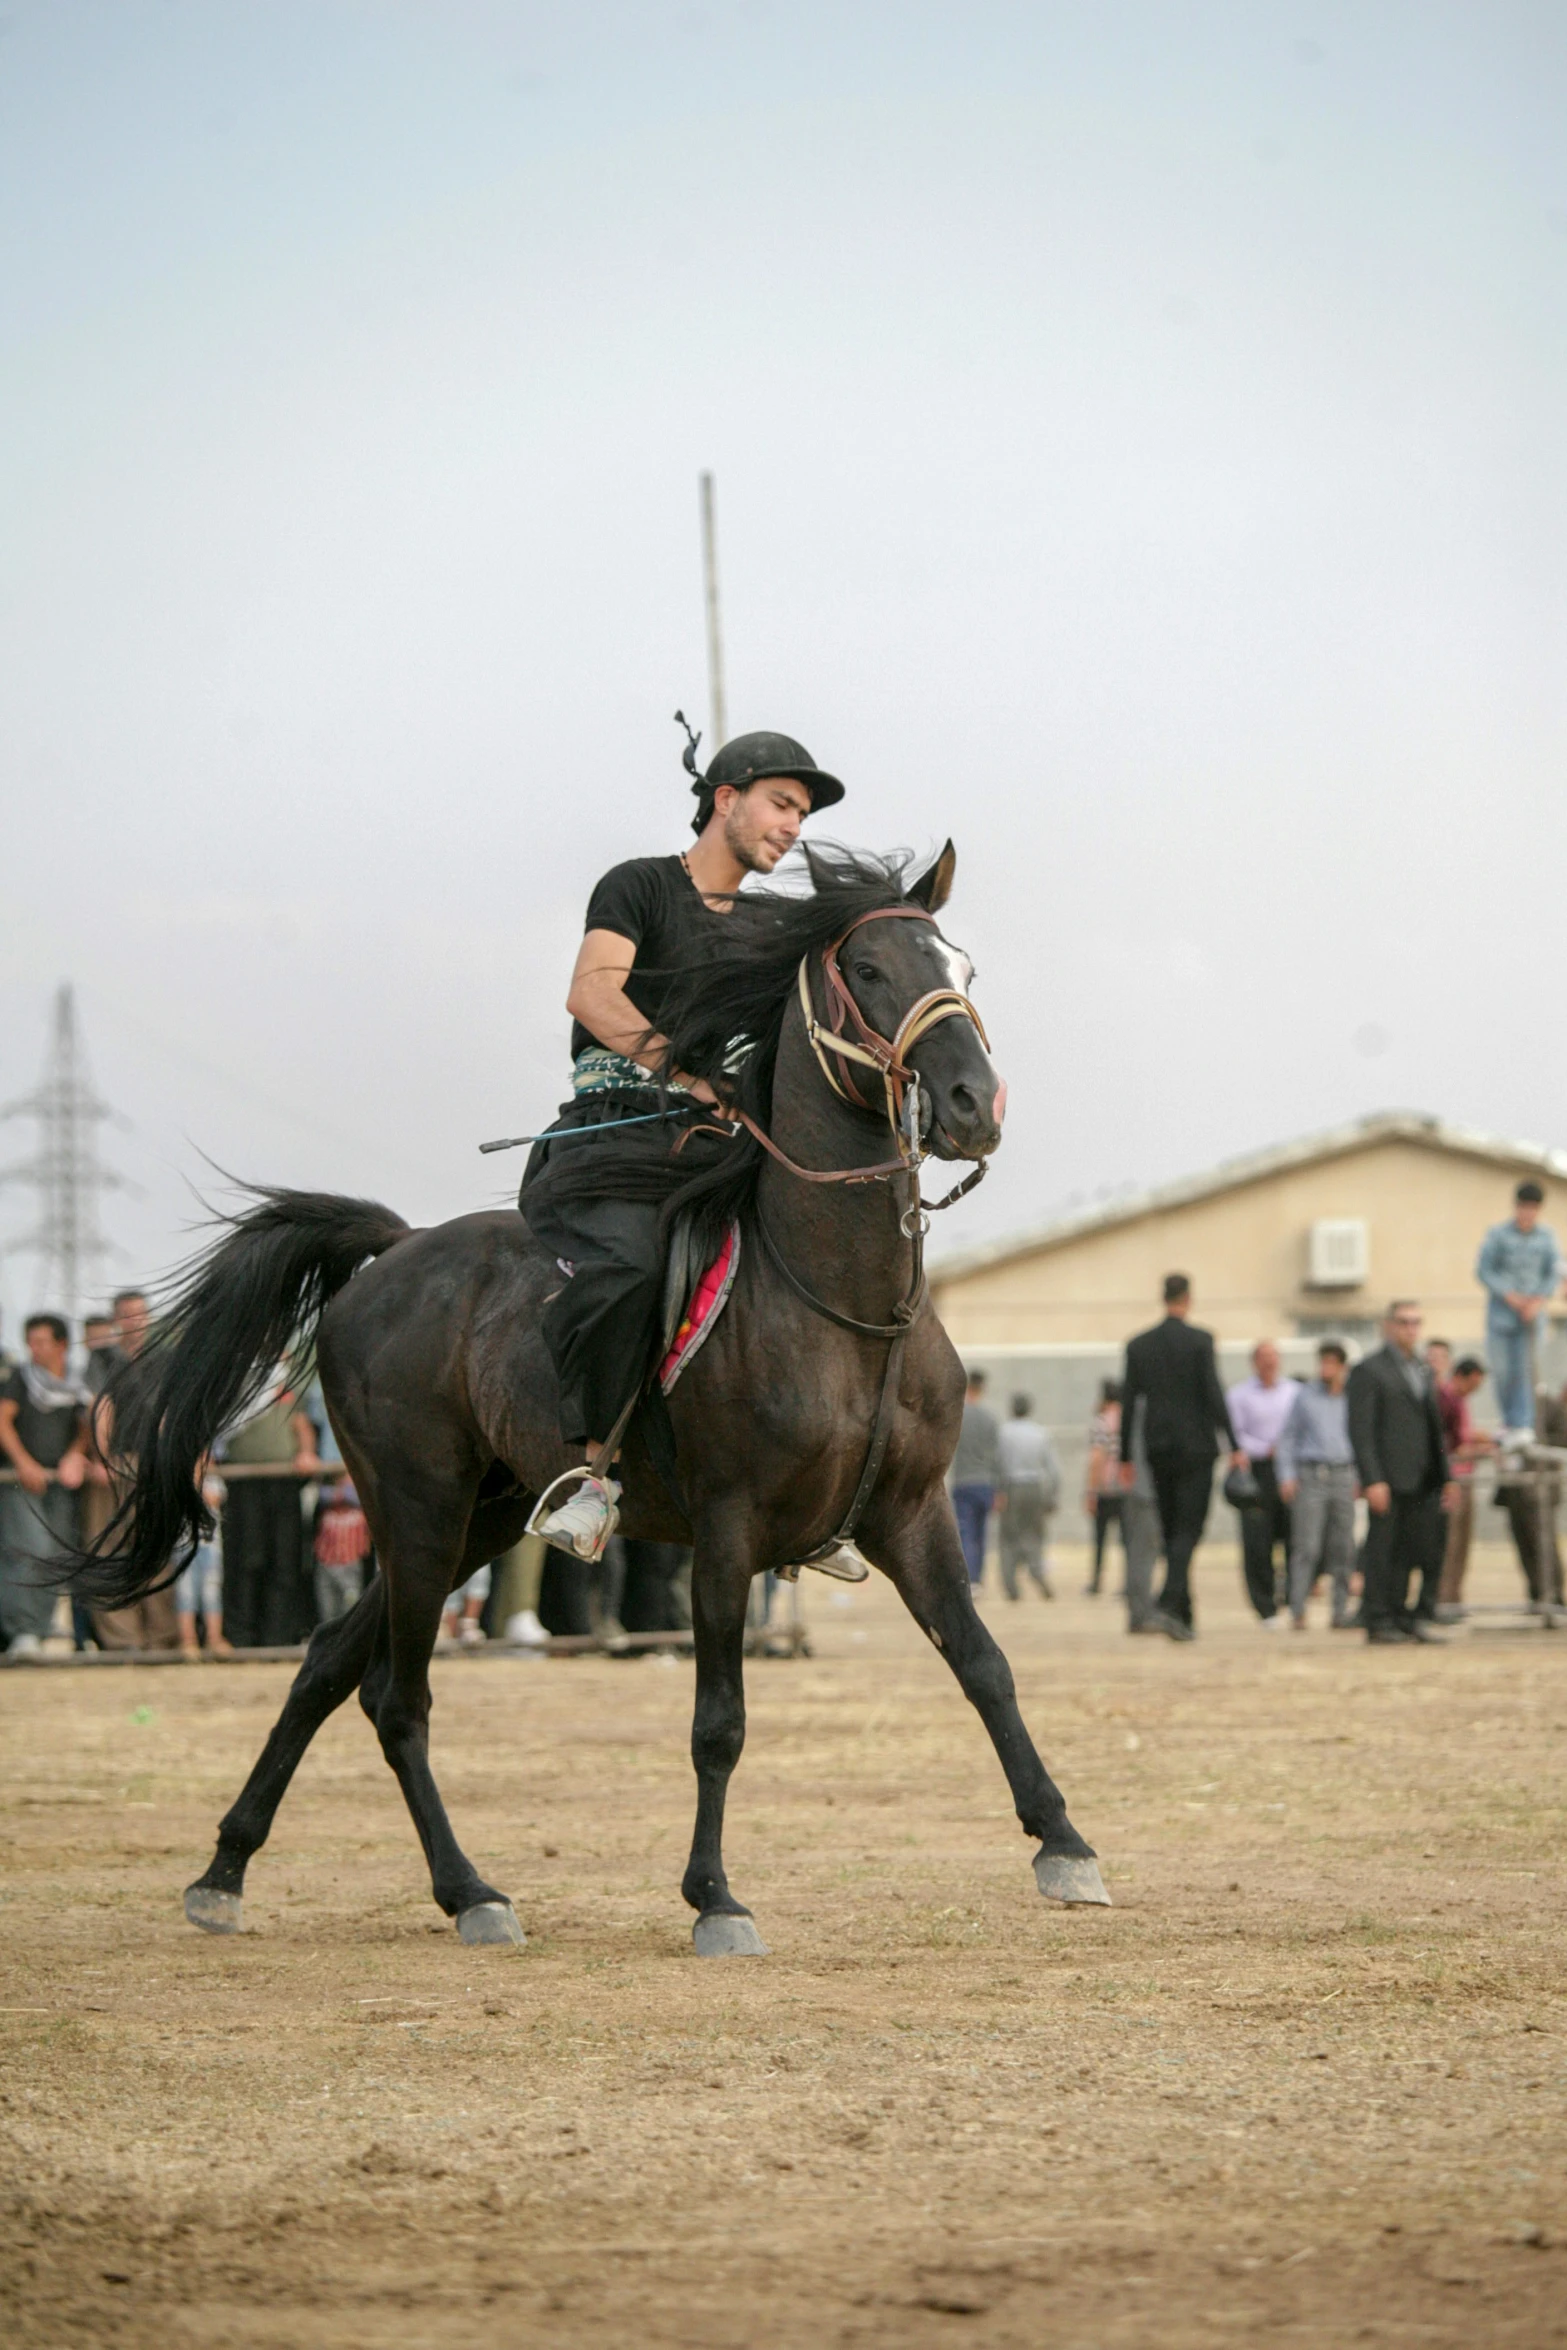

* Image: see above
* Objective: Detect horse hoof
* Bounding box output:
[692,1911,768,1957]
[1034,1852,1111,1908]
[457,1900,526,1947]
[184,1885,243,1935]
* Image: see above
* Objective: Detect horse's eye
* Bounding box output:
[855,962,880,985]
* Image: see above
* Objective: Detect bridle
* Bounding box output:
[728,904,994,1215]
[732,904,994,1575]
[803,904,990,1142]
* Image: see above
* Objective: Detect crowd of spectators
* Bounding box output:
[5,1177,1565,1658]
[954,1180,1567,1639]
[0,1290,690,1659]
[1072,1182,1567,1642]
[951,1373,1061,1599]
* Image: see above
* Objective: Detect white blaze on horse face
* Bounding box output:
[917,931,974,998]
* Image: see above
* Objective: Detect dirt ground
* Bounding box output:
[2,1539,1565,2349]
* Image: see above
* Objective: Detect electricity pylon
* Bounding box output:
[0,983,131,1321]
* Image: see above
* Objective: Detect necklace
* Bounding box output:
[680,850,738,911]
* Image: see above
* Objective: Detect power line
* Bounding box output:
[0,983,133,1320]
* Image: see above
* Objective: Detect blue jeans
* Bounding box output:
[174,1541,222,1620]
[0,1482,77,1643]
[1487,1313,1537,1430]
[952,1483,995,1585]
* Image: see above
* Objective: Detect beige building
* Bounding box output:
[931,1111,1567,1355]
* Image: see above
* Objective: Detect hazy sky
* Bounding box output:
[2,0,1563,1325]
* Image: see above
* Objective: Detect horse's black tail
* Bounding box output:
[68,1186,410,1607]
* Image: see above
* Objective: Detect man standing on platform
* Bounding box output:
[1476,1182,1562,1437]
[1226,1340,1301,1628]
[1119,1274,1246,1639]
[1346,1301,1454,1644]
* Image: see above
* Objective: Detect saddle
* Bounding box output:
[658,1217,741,1394]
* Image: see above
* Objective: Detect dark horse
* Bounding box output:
[75,846,1106,1952]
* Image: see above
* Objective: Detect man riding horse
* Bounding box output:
[525,720,865,1574]
[68,750,1112,1941]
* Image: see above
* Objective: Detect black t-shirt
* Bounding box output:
[571,854,727,1061]
[1,1368,82,1469]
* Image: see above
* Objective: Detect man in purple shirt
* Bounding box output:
[1226,1341,1302,1628]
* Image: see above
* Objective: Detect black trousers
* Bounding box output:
[524,1190,666,1446]
[221,1478,313,1649]
[1238,1456,1291,1620]
[520,1093,708,1447]
[538,1549,593,1637]
[1499,1487,1565,1605]
[1147,1452,1215,1627]
[1360,1491,1445,1633]
[1089,1494,1124,1591]
[621,1540,693,1632]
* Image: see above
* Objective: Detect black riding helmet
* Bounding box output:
[676,712,845,832]
[704,730,845,809]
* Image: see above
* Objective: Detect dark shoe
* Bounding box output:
[1366,1626,1413,1645]
[1150,1610,1194,1642]
[1337,1610,1364,1630]
[1407,1619,1448,1644]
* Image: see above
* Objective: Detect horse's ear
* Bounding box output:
[908,840,956,912]
[802,844,837,895]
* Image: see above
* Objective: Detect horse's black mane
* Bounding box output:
[527,846,918,1259]
[656,844,915,1113]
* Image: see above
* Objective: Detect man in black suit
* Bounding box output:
[1120,1274,1247,1637]
[1346,1300,1454,1645]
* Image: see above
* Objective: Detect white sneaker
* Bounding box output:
[6,1632,42,1659]
[503,1609,549,1649]
[807,1544,870,1584]
[536,1475,621,1562]
[1262,1611,1289,1632]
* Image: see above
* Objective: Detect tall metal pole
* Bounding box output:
[699,470,728,750]
[0,981,129,1321]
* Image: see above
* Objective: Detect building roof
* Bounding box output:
[929,1110,1567,1288]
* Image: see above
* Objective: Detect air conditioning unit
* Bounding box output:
[1307,1217,1369,1288]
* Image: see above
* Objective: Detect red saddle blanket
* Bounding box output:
[659,1223,741,1394]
